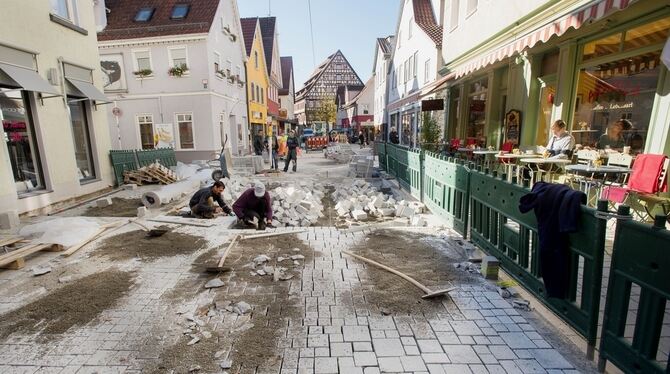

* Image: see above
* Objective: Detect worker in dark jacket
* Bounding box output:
[189,181,232,219]
[233,182,273,230]
[519,182,586,298]
[253,130,265,156]
[284,130,299,172]
[271,134,279,170]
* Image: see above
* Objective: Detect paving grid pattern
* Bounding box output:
[0,221,596,373]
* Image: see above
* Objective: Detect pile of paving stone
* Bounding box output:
[224,177,325,227]
[332,180,427,226]
[324,143,354,164]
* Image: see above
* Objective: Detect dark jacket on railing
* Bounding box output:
[519,182,585,298]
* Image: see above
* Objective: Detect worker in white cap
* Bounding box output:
[232,181,273,230]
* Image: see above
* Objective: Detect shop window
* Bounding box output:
[1,88,45,192]
[623,17,670,51]
[176,113,194,149]
[583,34,621,61]
[67,100,96,182]
[536,83,556,146]
[467,77,488,146]
[573,50,661,153]
[136,114,154,149]
[401,113,411,146]
[168,47,187,68]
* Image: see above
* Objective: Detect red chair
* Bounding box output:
[501,142,514,152]
[466,137,477,146]
[602,154,669,220]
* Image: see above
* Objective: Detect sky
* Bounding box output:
[237,0,399,89]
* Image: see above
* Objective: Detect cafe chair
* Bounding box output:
[601,154,669,221]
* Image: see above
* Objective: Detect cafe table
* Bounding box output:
[564,164,632,205]
[520,157,572,187]
[494,153,542,182]
[472,149,499,169]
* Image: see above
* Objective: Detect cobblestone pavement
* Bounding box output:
[0,154,599,373]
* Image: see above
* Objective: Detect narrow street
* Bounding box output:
[0,152,598,374]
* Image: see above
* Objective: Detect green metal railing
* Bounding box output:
[423,152,471,237]
[109,148,177,186]
[109,150,138,186]
[375,144,668,372]
[376,142,387,172]
[469,169,607,358]
[598,210,670,373]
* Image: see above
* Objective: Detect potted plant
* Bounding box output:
[236,75,245,87]
[168,63,189,77]
[215,69,226,79]
[133,69,153,78]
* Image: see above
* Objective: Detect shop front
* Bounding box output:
[442,1,670,155]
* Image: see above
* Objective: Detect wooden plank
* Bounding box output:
[0,244,53,268]
[0,237,24,247]
[4,258,25,270]
[61,221,123,257]
[148,217,216,227]
[240,230,307,240]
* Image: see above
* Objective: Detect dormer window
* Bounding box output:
[134,7,154,22]
[171,4,189,20]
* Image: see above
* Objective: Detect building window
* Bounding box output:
[226,60,233,83]
[424,59,431,83]
[134,7,155,22]
[251,83,256,101]
[450,0,460,31]
[254,51,259,69]
[397,31,402,48]
[236,66,242,81]
[413,52,418,79]
[466,0,478,17]
[409,18,413,38]
[168,47,188,68]
[133,50,152,74]
[260,88,264,104]
[255,85,260,103]
[67,100,96,181]
[214,52,221,74]
[170,4,189,19]
[50,0,79,24]
[336,73,342,81]
[176,113,194,149]
[1,88,45,192]
[467,77,488,146]
[136,114,154,149]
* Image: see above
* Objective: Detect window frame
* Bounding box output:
[450,0,460,31]
[170,4,190,20]
[50,0,79,25]
[134,7,155,22]
[135,113,155,150]
[175,112,195,150]
[67,99,97,182]
[466,0,478,18]
[167,46,189,73]
[131,49,154,77]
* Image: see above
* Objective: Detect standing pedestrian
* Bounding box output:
[271,133,279,170]
[389,127,399,144]
[358,131,365,148]
[284,130,299,172]
[253,130,264,156]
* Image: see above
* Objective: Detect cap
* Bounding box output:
[253,182,266,197]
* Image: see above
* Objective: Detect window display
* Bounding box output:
[68,100,96,181]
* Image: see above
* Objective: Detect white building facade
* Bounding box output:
[0,0,114,216]
[97,0,249,161]
[372,36,393,141]
[387,0,445,148]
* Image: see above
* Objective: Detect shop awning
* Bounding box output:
[65,77,110,103]
[454,0,639,78]
[419,72,456,98]
[0,62,60,96]
[388,92,420,112]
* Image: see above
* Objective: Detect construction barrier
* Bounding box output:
[374,144,667,370]
[109,148,177,186]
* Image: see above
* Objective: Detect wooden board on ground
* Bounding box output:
[0,243,63,270]
[0,237,25,247]
[148,216,216,227]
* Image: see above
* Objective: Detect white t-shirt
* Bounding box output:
[546,132,575,155]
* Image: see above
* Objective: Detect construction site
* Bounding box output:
[0,146,610,374]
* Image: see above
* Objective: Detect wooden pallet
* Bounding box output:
[0,240,63,270]
[123,163,177,185]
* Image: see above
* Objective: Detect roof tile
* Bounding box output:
[413,0,443,47]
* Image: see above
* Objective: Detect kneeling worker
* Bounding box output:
[189,180,232,218]
[233,182,273,230]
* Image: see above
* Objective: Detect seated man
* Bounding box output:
[233,182,273,230]
[545,119,575,158]
[189,180,232,218]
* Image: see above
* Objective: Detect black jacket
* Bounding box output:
[519,182,585,298]
[286,136,299,150]
[189,187,231,215]
[253,135,264,153]
[390,131,399,144]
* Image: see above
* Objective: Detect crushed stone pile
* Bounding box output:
[332,180,427,226]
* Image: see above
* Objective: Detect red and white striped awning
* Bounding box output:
[454,0,639,78]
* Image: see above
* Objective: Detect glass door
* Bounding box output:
[536,79,556,147]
